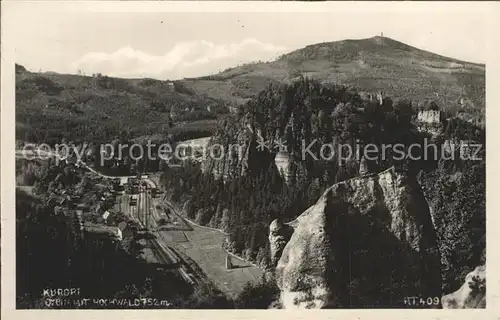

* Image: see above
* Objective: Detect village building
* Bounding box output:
[102,210,111,221]
[119,177,128,186]
[376,92,383,106]
[83,222,123,242]
[167,82,175,92]
[417,110,442,124]
[415,109,444,137]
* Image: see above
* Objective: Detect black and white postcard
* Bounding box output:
[1,1,498,318]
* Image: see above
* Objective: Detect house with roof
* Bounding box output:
[83,222,123,242]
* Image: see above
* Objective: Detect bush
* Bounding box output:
[235,275,280,309]
[180,282,234,309]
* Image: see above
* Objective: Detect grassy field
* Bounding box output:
[111,184,262,295]
[159,219,264,297]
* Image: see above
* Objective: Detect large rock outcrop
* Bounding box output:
[442,265,485,308]
[273,167,442,308]
[202,119,278,181]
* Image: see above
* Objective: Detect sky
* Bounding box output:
[7,2,489,80]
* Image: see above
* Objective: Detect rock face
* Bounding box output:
[202,120,255,180]
[273,167,441,308]
[442,265,486,308]
[203,119,277,181]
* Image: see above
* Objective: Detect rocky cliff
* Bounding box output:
[201,115,281,181]
[269,219,294,266]
[270,167,442,308]
[441,265,485,308]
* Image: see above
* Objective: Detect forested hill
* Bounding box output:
[162,78,485,299]
[180,36,485,123]
[15,65,227,145]
[16,36,485,145]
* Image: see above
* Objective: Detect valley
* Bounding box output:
[15,35,486,309]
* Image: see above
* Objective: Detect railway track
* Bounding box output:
[149,237,196,285]
[149,238,178,264]
[125,185,197,285]
[17,150,202,287]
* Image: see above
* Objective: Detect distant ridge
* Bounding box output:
[280,36,483,66]
[180,36,485,115]
[15,36,485,144]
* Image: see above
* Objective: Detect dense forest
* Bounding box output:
[15,66,223,145]
[159,77,485,295]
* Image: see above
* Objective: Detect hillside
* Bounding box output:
[15,67,226,144]
[180,36,485,119]
[16,36,485,144]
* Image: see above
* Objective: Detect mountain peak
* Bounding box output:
[368,35,395,45]
[277,35,478,69]
[278,36,416,62]
[187,35,484,117]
